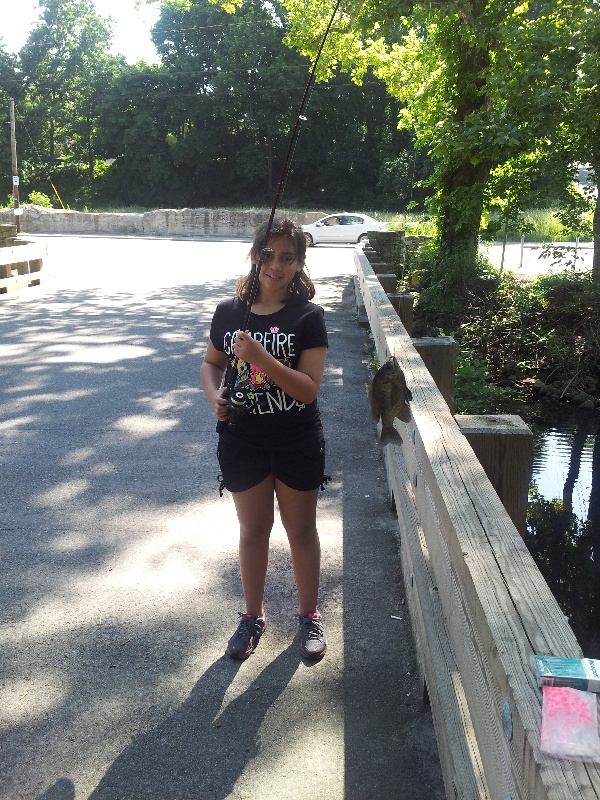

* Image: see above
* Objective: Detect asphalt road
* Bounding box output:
[483,240,594,278]
[0,236,445,800]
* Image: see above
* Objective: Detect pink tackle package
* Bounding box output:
[540,686,600,762]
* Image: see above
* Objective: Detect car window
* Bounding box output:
[344,216,364,225]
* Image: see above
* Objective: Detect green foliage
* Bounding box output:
[454,349,512,415]
[456,271,600,402]
[387,214,436,236]
[88,0,419,208]
[411,241,496,330]
[15,0,123,206]
[2,0,428,210]
[376,148,434,211]
[279,0,598,275]
[482,207,594,244]
[411,259,600,414]
[27,191,53,207]
[369,350,380,372]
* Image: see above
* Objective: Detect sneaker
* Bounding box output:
[226,613,266,660]
[298,612,327,660]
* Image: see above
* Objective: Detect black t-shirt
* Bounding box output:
[210,296,328,440]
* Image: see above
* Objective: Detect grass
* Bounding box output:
[381,208,594,242]
[512,209,593,243]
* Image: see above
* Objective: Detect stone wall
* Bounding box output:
[0,206,325,238]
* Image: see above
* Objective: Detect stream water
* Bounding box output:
[525,405,599,657]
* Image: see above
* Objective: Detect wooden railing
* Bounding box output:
[0,239,44,293]
[355,248,600,800]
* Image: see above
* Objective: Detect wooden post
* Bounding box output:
[455,415,533,536]
[412,336,456,413]
[10,99,21,234]
[370,261,391,275]
[353,275,368,327]
[377,273,397,294]
[387,293,414,336]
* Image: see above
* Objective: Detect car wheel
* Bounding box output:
[304,233,314,247]
[357,233,369,244]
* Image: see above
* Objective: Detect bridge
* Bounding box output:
[356,242,600,800]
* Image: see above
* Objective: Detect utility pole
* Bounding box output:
[10,98,21,234]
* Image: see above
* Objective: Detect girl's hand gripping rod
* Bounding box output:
[216,246,272,433]
[215,0,342,434]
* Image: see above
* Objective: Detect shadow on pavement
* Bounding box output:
[88,647,299,799]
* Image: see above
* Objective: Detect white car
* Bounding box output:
[302,213,388,246]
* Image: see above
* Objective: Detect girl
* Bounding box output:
[200,217,329,661]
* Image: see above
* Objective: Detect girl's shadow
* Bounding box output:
[89,645,299,800]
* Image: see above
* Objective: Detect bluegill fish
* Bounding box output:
[368,356,412,447]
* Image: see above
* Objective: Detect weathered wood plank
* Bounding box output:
[355,249,600,800]
[376,273,397,294]
[384,442,492,799]
[456,415,533,536]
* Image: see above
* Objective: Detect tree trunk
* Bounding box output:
[436,37,493,266]
[438,158,493,265]
[592,157,600,286]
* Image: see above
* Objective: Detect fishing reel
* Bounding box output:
[227,386,258,423]
[217,385,258,432]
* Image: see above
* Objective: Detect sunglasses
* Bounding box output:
[260,248,297,266]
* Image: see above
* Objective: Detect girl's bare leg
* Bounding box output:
[275,480,321,616]
[231,476,275,617]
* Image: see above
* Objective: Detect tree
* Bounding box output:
[266,0,591,267]
[289,71,413,209]
[147,0,311,204]
[18,0,120,200]
[97,0,412,208]
[94,64,186,206]
[557,1,600,284]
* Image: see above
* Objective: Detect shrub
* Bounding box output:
[411,241,496,331]
[27,191,53,208]
[458,271,600,401]
[454,347,512,414]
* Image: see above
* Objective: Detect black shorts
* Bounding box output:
[217,425,327,494]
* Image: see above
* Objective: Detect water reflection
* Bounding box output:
[525,407,599,658]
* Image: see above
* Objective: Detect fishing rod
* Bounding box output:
[217,0,343,433]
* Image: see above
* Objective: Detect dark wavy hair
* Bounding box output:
[236,217,316,302]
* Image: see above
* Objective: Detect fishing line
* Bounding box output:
[217,0,344,432]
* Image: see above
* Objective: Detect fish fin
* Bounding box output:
[405,386,413,401]
[367,384,380,422]
[398,405,412,423]
[378,426,403,447]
